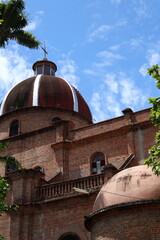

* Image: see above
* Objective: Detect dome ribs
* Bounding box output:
[3,78,34,113]
[74,88,92,121]
[1,73,92,122]
[39,76,74,110]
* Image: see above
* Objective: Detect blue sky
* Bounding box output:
[0,0,160,122]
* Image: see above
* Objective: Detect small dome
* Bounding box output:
[93,165,160,212]
[0,59,92,121]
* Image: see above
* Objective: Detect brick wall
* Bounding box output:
[0,107,91,140]
[0,107,158,240]
[0,108,157,181]
[0,127,58,180]
[85,200,160,240]
[8,193,97,240]
[0,213,10,240]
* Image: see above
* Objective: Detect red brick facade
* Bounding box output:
[0,101,158,239]
[85,200,160,240]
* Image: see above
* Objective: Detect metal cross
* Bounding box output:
[41,42,48,59]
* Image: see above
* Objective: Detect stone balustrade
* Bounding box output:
[35,173,105,201]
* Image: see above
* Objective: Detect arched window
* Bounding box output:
[9,120,19,137]
[6,163,17,173]
[91,152,105,174]
[59,233,80,240]
[52,117,61,124]
[33,166,44,173]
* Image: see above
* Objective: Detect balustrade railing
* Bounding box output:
[35,173,105,201]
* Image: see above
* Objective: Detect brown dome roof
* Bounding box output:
[93,165,160,212]
[0,59,92,121]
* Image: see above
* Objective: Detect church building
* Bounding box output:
[0,57,158,240]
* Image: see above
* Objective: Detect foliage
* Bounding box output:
[0,142,22,212]
[0,142,20,239]
[0,142,8,152]
[0,176,18,214]
[0,155,23,172]
[144,64,160,175]
[0,175,17,240]
[0,142,22,172]
[0,0,40,49]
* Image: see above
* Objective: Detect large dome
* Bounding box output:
[0,59,92,121]
[93,165,160,212]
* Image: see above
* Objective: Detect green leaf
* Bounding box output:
[0,0,40,49]
[145,64,160,175]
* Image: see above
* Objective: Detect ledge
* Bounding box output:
[84,199,160,231]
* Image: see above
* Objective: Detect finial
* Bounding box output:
[41,42,48,60]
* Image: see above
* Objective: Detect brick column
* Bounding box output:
[122,108,137,160]
[7,169,44,240]
[7,169,44,204]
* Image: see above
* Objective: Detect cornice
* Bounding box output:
[65,120,153,148]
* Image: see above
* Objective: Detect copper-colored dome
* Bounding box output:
[93,165,160,212]
[0,60,92,121]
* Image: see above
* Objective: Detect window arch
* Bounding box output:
[52,117,61,124]
[59,233,80,240]
[6,162,17,173]
[33,166,44,173]
[9,120,19,137]
[91,152,105,174]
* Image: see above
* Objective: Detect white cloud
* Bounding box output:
[91,13,102,20]
[91,92,107,122]
[116,18,128,27]
[119,73,146,106]
[110,0,122,3]
[36,11,44,15]
[105,94,121,116]
[87,25,113,43]
[90,72,147,122]
[0,48,32,101]
[97,51,124,60]
[139,42,160,77]
[139,64,147,77]
[24,21,37,31]
[130,37,143,48]
[24,11,44,31]
[87,1,101,9]
[147,51,160,66]
[94,51,124,67]
[109,45,120,51]
[58,56,79,88]
[104,73,118,94]
[86,18,127,44]
[132,0,150,21]
[83,69,97,76]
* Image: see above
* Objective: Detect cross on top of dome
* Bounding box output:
[41,42,48,60]
[32,44,57,76]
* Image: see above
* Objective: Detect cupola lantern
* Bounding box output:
[32,59,57,76]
